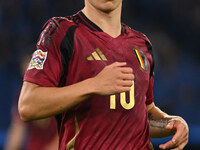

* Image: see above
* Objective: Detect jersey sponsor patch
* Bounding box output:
[28,49,47,70]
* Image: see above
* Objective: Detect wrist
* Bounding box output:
[84,77,99,95]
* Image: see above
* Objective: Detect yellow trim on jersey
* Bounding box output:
[149,141,154,150]
[66,116,79,150]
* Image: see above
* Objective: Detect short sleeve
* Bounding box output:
[140,34,154,105]
[146,73,154,105]
[24,18,64,87]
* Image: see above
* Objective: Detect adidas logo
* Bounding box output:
[87,48,107,61]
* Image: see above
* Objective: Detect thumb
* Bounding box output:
[165,120,175,130]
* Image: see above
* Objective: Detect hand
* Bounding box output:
[91,62,134,95]
[159,117,189,150]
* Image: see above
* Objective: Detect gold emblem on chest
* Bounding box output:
[87,48,107,61]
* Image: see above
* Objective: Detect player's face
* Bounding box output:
[85,0,122,13]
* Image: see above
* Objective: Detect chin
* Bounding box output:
[86,0,122,13]
[99,1,120,13]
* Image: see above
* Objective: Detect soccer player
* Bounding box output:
[18,0,189,149]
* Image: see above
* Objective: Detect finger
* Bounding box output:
[176,131,188,145]
[167,119,189,144]
[159,139,177,149]
[117,86,131,93]
[110,62,127,67]
[175,134,189,149]
[159,127,185,149]
[168,126,188,149]
[118,80,133,87]
[177,140,188,150]
[120,67,133,74]
[116,80,132,88]
[171,123,185,144]
[173,122,189,142]
[120,74,135,80]
[170,141,188,150]
[171,142,187,150]
[166,120,175,130]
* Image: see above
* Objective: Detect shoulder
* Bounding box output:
[42,16,78,34]
[124,24,155,74]
[124,25,152,46]
[124,24,153,57]
[38,16,78,47]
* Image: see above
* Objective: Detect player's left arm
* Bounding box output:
[147,102,189,150]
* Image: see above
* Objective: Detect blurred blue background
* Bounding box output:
[0,0,199,149]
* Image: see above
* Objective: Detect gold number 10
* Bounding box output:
[110,80,135,110]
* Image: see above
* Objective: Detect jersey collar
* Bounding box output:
[77,11,126,34]
[78,11,103,32]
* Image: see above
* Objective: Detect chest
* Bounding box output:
[64,30,152,114]
[67,30,150,89]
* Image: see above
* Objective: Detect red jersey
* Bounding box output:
[24,11,154,150]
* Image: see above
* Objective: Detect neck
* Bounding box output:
[82,3,122,38]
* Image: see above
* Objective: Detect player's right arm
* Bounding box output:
[18,62,134,121]
[18,18,134,121]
